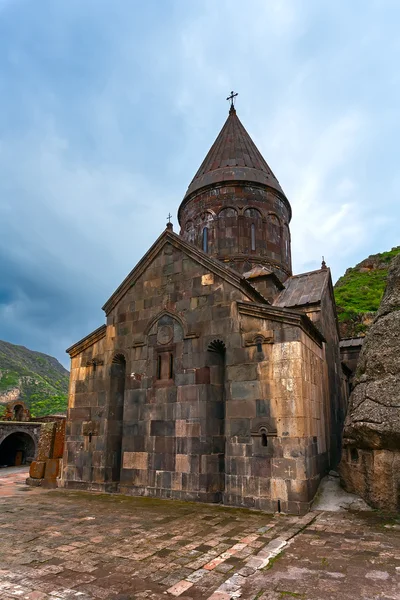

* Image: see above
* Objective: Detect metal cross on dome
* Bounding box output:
[226,91,238,109]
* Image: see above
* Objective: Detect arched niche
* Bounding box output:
[197,211,215,254]
[185,220,195,243]
[147,313,184,383]
[244,207,262,219]
[218,207,238,218]
[13,404,24,421]
[206,339,226,496]
[267,213,281,245]
[243,208,263,254]
[146,311,186,342]
[282,223,291,268]
[218,207,239,255]
[106,352,127,484]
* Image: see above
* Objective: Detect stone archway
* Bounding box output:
[0,431,36,467]
[14,404,24,421]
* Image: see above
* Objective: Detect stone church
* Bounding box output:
[63,100,347,514]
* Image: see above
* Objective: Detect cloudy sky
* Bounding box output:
[0,0,399,367]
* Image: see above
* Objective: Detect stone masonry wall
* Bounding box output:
[179,183,292,280]
[63,240,331,513]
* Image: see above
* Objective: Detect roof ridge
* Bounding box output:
[289,267,330,279]
[102,229,268,315]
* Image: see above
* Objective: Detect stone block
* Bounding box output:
[123,451,148,470]
[152,453,175,471]
[226,400,256,418]
[128,389,147,404]
[231,380,260,400]
[154,436,176,454]
[150,420,175,437]
[287,478,310,503]
[29,460,45,479]
[256,399,271,417]
[272,458,298,480]
[44,458,60,480]
[177,385,198,403]
[227,363,258,382]
[82,420,100,437]
[270,477,288,501]
[36,422,56,461]
[252,457,271,478]
[229,418,251,437]
[175,454,190,473]
[195,367,210,384]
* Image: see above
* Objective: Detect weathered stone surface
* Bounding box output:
[36,422,56,461]
[61,107,347,514]
[29,460,45,479]
[3,469,400,600]
[44,458,60,480]
[340,254,400,511]
[52,419,66,459]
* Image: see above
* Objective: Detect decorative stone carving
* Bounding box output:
[157,325,174,345]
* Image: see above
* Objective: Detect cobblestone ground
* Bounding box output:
[0,468,399,600]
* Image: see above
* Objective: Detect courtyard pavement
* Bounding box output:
[0,468,399,600]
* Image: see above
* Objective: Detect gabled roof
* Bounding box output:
[243,265,284,289]
[102,227,268,315]
[339,337,364,349]
[182,107,287,202]
[66,324,106,358]
[237,301,325,347]
[273,268,330,308]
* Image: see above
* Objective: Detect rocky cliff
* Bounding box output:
[0,340,69,418]
[339,253,400,511]
[334,246,400,339]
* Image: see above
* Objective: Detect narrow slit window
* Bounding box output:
[256,341,262,353]
[169,353,174,379]
[202,227,208,253]
[251,223,256,251]
[157,355,162,379]
[350,448,359,463]
[261,432,268,447]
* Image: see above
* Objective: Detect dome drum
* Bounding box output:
[179,181,292,281]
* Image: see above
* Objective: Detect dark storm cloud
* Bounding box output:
[0,0,399,366]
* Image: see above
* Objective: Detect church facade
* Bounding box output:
[63,102,347,514]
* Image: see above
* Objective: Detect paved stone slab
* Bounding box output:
[1,470,400,599]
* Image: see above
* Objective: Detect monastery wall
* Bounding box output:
[62,240,329,513]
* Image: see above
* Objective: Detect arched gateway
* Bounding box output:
[0,423,40,467]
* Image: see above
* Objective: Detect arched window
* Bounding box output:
[259,427,269,447]
[350,448,359,463]
[202,227,208,253]
[251,223,256,251]
[255,336,263,353]
[13,404,24,421]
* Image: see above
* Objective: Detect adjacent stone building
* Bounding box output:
[62,102,347,514]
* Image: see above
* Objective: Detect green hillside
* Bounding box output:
[334,246,400,338]
[0,340,69,418]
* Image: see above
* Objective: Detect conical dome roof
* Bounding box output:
[183,107,286,200]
